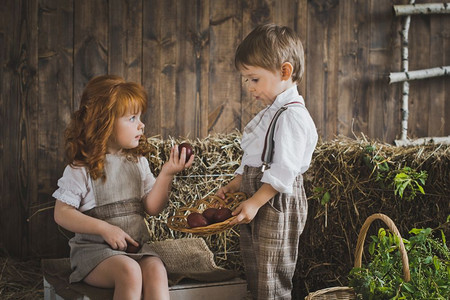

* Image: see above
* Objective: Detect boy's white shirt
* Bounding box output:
[236,85,318,194]
[52,155,156,212]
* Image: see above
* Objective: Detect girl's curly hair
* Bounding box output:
[65,75,148,180]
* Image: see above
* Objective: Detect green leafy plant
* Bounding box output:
[360,145,428,201]
[392,167,427,201]
[348,227,450,299]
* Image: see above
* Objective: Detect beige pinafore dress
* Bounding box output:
[239,102,308,300]
[68,154,158,283]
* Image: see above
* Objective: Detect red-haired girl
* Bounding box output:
[53,75,193,300]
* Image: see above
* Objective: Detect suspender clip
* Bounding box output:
[261,163,269,172]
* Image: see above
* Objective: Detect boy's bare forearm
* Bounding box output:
[227,175,243,192]
[249,183,278,208]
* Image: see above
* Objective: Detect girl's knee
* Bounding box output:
[140,257,167,279]
[117,259,142,282]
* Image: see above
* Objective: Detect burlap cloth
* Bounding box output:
[147,237,238,285]
[42,238,238,299]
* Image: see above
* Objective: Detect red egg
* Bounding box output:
[187,212,209,228]
[126,242,141,253]
[213,207,233,223]
[202,208,218,223]
[178,142,193,163]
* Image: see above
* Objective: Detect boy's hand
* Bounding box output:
[229,199,260,225]
[215,175,242,199]
[216,185,235,199]
[161,145,194,176]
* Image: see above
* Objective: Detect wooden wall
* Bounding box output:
[0,0,449,258]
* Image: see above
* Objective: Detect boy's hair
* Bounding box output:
[65,75,148,180]
[235,23,304,84]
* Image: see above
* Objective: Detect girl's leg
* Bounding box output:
[139,256,169,300]
[84,255,142,300]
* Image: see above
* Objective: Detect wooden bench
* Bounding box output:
[42,258,248,300]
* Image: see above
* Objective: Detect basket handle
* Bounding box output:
[354,213,410,282]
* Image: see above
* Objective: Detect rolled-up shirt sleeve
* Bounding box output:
[261,109,312,194]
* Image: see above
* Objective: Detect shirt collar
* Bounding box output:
[270,85,304,110]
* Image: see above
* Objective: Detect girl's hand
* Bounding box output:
[229,199,261,225]
[100,223,138,251]
[161,145,194,176]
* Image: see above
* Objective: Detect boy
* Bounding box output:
[216,24,318,299]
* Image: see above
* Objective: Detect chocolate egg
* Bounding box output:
[202,208,218,223]
[187,212,209,228]
[178,142,193,163]
[126,242,141,253]
[213,207,233,223]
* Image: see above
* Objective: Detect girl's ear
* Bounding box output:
[281,62,293,81]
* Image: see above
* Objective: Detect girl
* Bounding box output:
[53,75,194,300]
[216,24,318,299]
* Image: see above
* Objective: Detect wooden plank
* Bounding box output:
[209,0,242,134]
[337,0,373,138]
[351,0,370,138]
[0,0,39,257]
[108,0,142,83]
[307,0,340,139]
[427,14,446,137]
[409,14,431,138]
[159,0,177,137]
[368,0,384,140]
[197,0,210,138]
[142,0,162,136]
[175,0,198,138]
[368,0,401,142]
[322,1,339,140]
[73,0,108,110]
[0,0,20,256]
[174,0,209,138]
[143,0,177,138]
[444,11,450,135]
[34,0,73,257]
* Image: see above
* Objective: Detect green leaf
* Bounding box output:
[433,256,440,270]
[369,241,375,255]
[416,183,425,194]
[321,191,330,205]
[403,282,414,293]
[409,228,422,235]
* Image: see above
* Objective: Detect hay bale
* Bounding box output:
[294,135,450,298]
[142,133,449,299]
[142,131,244,272]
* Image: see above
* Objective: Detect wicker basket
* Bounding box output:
[304,213,410,299]
[167,192,247,235]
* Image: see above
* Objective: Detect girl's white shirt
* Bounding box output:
[52,155,156,212]
[236,85,318,194]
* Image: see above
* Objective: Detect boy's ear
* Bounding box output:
[281,62,293,81]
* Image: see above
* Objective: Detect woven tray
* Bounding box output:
[305,213,410,300]
[167,192,247,235]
